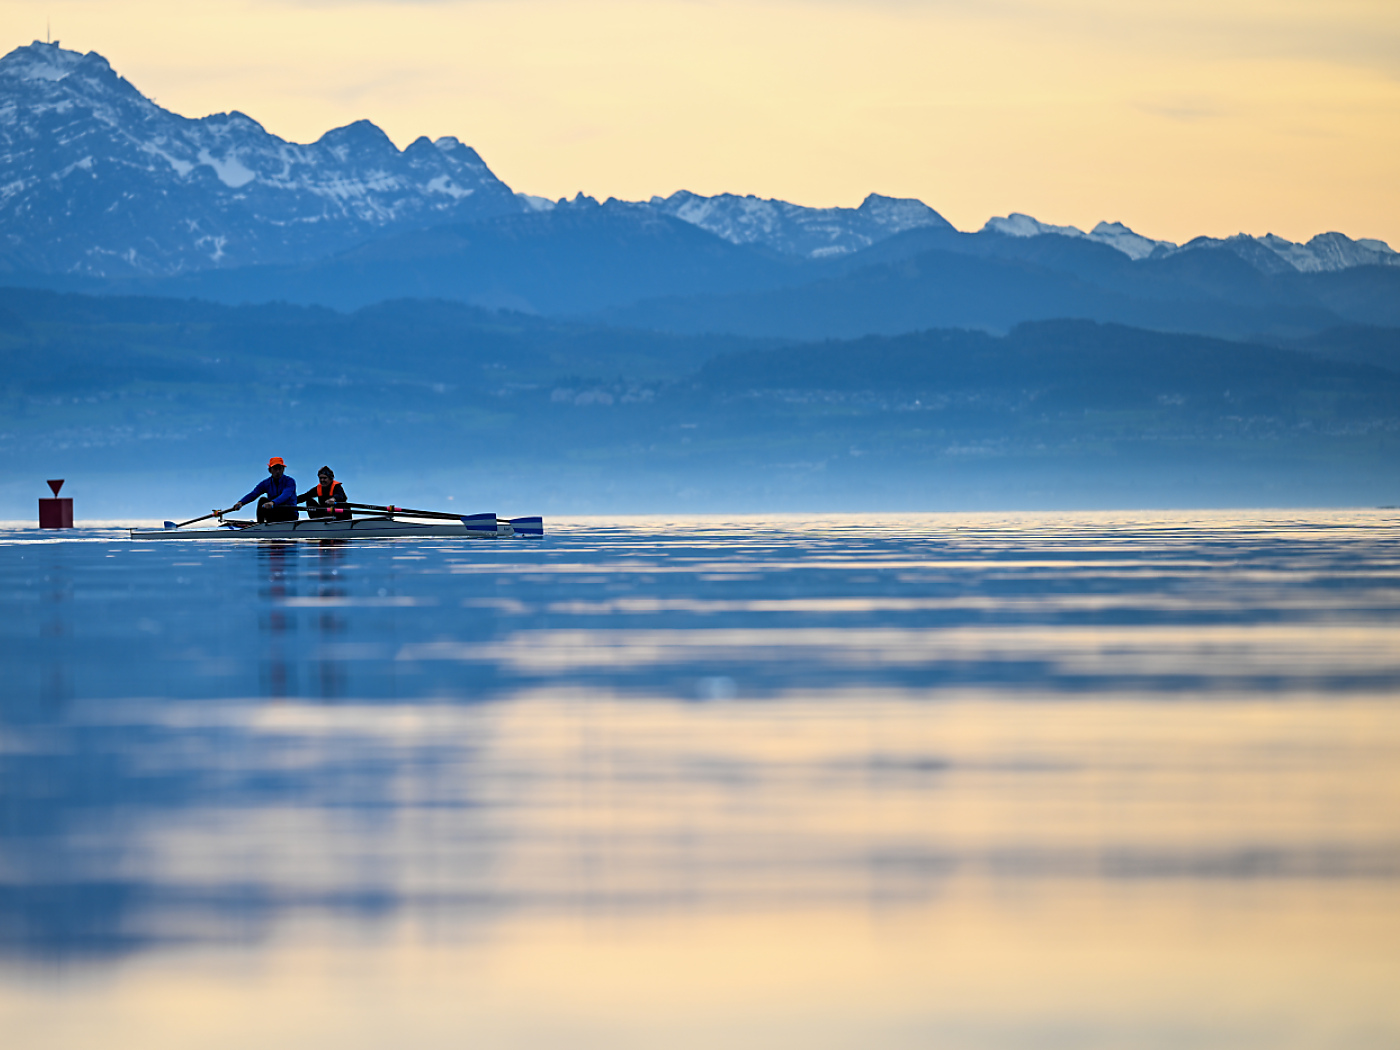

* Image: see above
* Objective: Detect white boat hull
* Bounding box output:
[130,515,541,541]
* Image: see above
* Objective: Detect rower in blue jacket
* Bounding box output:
[227,457,299,522]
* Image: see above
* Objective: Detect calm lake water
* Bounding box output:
[2,511,1399,1048]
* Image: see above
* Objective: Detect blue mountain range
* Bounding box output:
[3,38,1397,346]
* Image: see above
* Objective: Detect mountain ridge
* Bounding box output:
[1,40,1395,282]
[0,40,525,275]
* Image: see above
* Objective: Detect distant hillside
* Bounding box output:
[1278,325,1400,373]
[2,288,1398,513]
[698,320,1400,413]
[604,243,1389,341]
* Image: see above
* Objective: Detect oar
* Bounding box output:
[295,502,525,535]
[337,501,472,522]
[168,508,237,529]
[338,503,541,535]
[342,503,510,534]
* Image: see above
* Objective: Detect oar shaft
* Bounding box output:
[174,508,235,528]
[339,502,469,522]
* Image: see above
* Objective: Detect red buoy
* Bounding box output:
[40,479,73,529]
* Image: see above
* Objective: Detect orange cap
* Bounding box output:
[268,456,285,468]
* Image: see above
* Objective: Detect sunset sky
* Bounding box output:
[5,0,1398,245]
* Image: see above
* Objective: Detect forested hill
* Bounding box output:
[696,321,1400,409]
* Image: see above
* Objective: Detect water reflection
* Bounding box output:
[313,542,350,699]
[257,543,298,698]
[39,553,72,708]
[0,513,1398,1047]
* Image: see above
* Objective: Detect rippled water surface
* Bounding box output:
[2,512,1399,1048]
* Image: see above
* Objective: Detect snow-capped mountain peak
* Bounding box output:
[516,193,556,213]
[0,41,525,275]
[647,190,952,258]
[982,213,1178,260]
[979,212,1398,272]
[0,39,91,82]
[982,213,1087,240]
[1170,230,1398,274]
[1089,221,1175,261]
[1356,238,1396,255]
[1295,231,1396,271]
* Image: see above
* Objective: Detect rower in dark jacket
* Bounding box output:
[228,457,299,522]
[298,466,351,519]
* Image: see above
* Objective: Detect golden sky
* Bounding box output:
[6,0,1400,245]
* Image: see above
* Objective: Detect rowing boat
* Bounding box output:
[129,514,543,541]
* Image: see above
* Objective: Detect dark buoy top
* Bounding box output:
[47,479,64,496]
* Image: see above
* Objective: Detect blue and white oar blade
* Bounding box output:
[164,521,177,529]
[509,516,544,536]
[461,512,498,535]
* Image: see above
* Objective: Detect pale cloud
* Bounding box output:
[1133,97,1227,124]
[6,0,1399,244]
